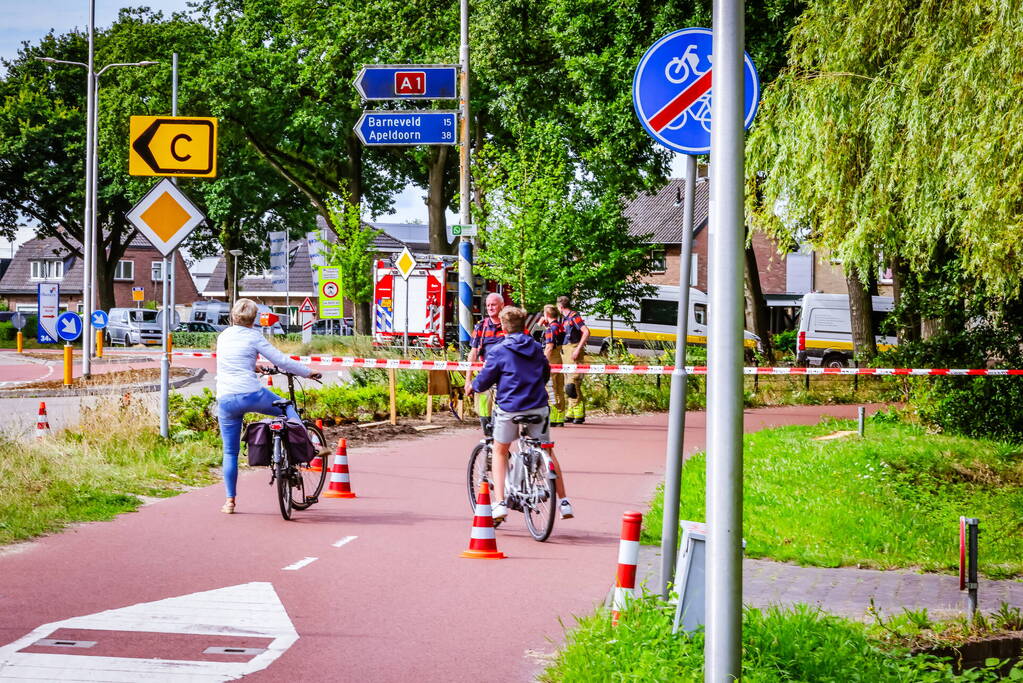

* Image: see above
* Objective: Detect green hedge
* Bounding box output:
[0,316,37,341]
[171,331,217,349]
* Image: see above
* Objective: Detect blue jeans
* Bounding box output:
[217,389,300,497]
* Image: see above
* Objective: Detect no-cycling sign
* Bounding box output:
[632,27,760,154]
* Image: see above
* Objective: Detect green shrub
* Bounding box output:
[773,328,797,353]
[168,389,218,433]
[0,315,37,341]
[172,331,217,349]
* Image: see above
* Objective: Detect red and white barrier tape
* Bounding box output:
[170,351,1023,376]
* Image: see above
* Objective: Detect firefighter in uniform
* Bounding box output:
[540,304,567,427]
[467,292,506,434]
[556,296,590,423]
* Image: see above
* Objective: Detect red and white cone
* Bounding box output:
[36,402,51,439]
[612,511,643,625]
[322,438,357,499]
[265,373,274,389]
[306,419,325,472]
[460,479,506,560]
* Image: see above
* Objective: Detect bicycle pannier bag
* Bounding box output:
[242,419,315,466]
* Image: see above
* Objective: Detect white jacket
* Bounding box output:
[215,325,312,399]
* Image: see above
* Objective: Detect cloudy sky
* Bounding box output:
[0,0,433,256]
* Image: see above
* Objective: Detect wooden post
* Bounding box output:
[388,368,397,425]
[426,371,434,423]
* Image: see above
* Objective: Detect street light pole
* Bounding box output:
[229,250,244,308]
[36,37,157,379]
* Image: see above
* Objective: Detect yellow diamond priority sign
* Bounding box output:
[395,247,418,281]
[126,179,206,256]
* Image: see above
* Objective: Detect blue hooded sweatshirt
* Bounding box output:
[471,332,550,412]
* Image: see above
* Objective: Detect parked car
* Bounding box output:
[795,293,895,367]
[105,308,163,346]
[311,318,354,336]
[174,321,219,333]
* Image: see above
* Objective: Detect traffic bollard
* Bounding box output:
[63,344,73,386]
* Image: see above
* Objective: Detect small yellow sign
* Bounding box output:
[129,116,218,178]
[395,247,418,280]
[132,287,145,302]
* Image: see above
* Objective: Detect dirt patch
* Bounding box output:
[17,367,192,390]
[320,410,480,446]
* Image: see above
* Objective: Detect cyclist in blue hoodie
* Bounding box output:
[467,306,574,521]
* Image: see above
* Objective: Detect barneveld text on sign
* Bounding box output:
[354,65,459,100]
[129,116,218,177]
[125,179,206,256]
[354,112,457,146]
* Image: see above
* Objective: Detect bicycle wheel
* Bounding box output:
[293,421,328,509]
[466,441,493,512]
[275,438,292,520]
[523,448,556,541]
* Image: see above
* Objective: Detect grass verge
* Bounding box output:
[0,397,222,546]
[642,413,1023,578]
[541,596,1021,681]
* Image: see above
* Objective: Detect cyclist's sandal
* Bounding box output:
[221,498,236,514]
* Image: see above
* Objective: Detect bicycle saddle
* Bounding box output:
[511,414,544,425]
[272,399,291,410]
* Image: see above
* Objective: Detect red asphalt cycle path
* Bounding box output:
[0,405,869,681]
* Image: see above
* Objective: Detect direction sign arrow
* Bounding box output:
[355,111,458,146]
[91,310,109,329]
[129,116,218,177]
[355,65,458,100]
[57,312,82,341]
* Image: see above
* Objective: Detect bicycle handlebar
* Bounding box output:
[258,365,323,383]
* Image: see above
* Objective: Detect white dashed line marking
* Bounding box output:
[282,557,318,571]
[332,536,357,548]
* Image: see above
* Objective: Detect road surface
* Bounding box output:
[0,404,869,681]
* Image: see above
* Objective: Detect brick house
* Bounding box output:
[623,177,858,333]
[0,234,199,313]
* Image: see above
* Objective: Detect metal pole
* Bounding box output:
[81,0,95,377]
[858,406,865,437]
[285,231,290,331]
[168,53,178,341]
[160,54,178,439]
[706,0,745,678]
[660,156,697,599]
[457,0,472,359]
[404,277,410,356]
[967,517,979,615]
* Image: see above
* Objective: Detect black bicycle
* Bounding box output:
[259,367,328,520]
[466,415,558,541]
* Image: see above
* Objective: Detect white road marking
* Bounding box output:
[331,536,357,548]
[282,557,318,571]
[0,582,297,681]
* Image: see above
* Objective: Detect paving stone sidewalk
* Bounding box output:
[636,546,1023,620]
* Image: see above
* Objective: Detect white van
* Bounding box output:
[584,286,761,355]
[796,293,896,367]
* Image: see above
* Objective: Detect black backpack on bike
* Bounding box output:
[242,419,316,467]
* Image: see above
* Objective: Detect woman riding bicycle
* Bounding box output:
[466,306,573,522]
[215,298,322,514]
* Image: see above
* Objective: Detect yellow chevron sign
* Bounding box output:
[129,116,218,177]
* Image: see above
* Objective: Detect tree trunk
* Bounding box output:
[355,301,371,335]
[743,228,774,362]
[95,221,132,311]
[891,255,919,344]
[846,267,876,362]
[427,145,451,255]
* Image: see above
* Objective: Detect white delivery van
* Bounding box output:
[190,300,284,334]
[796,293,896,367]
[584,285,761,355]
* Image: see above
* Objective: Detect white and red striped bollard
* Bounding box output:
[460,478,505,560]
[36,402,51,440]
[322,438,357,499]
[612,510,643,625]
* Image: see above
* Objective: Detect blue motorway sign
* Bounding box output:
[632,27,760,155]
[355,111,458,146]
[355,65,458,100]
[56,311,83,342]
[91,310,109,330]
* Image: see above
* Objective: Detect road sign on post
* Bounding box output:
[91,310,108,329]
[632,27,760,155]
[56,311,83,342]
[450,224,477,237]
[129,116,218,177]
[317,267,343,319]
[355,65,459,100]
[10,312,26,330]
[37,283,60,344]
[354,112,458,146]
[126,179,206,257]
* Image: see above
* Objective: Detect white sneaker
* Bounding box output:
[559,499,574,520]
[491,501,509,522]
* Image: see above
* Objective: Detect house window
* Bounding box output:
[151,261,164,282]
[650,247,666,273]
[113,260,134,281]
[30,260,63,280]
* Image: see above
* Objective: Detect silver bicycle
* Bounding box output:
[466,414,558,541]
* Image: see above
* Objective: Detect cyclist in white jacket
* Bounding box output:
[215,298,321,514]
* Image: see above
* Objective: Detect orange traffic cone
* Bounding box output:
[306,419,326,472]
[36,402,50,439]
[461,479,506,559]
[265,373,274,389]
[322,439,357,499]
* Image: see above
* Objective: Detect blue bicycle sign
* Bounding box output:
[632,27,760,155]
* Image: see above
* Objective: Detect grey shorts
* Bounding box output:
[492,405,551,445]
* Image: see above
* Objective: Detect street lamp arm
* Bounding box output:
[35,57,88,68]
[96,61,160,78]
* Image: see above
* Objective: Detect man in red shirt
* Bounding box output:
[467,292,506,434]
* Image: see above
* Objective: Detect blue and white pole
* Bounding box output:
[458,238,473,354]
[457,0,473,358]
